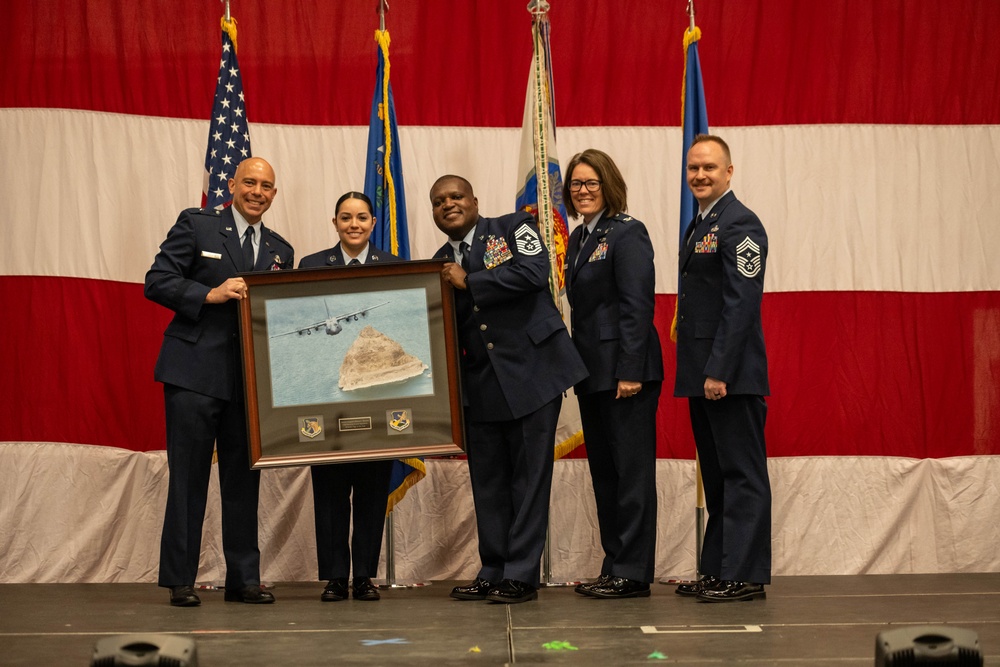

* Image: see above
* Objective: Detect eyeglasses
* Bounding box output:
[568,179,602,192]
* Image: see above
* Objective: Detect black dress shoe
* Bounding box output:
[697,580,765,602]
[675,575,721,597]
[224,585,275,604]
[450,578,495,600]
[352,577,381,601]
[169,586,200,607]
[586,577,651,599]
[321,578,349,602]
[574,574,611,596]
[486,579,538,604]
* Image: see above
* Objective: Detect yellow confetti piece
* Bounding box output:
[468,646,481,653]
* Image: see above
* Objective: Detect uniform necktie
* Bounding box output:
[459,241,471,272]
[685,214,702,247]
[349,258,360,266]
[242,227,255,271]
[581,227,590,247]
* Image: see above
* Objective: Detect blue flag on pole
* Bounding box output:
[363,29,424,512]
[680,26,709,246]
[202,16,251,209]
[364,30,410,259]
[671,24,709,342]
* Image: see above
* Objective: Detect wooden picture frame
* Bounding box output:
[238,259,464,468]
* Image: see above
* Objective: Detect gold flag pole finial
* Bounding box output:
[687,0,696,32]
[222,0,230,23]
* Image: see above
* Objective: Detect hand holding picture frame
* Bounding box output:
[238,259,465,468]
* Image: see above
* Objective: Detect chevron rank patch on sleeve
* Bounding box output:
[513,223,543,256]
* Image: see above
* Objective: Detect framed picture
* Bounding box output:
[238,259,464,468]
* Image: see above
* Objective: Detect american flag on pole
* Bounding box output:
[202,16,251,209]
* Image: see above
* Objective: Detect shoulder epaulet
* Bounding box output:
[184,206,222,218]
[267,228,291,246]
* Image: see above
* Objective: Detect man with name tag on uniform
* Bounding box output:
[145,157,293,607]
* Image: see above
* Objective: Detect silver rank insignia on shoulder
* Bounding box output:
[513,223,543,256]
[736,236,762,278]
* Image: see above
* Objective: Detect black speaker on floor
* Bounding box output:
[875,625,982,666]
[91,633,197,666]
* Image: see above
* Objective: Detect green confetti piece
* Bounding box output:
[542,641,579,651]
[648,650,668,659]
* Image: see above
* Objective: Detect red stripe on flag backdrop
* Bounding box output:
[3,1,999,126]
[1,274,997,458]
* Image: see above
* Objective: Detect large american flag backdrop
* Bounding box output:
[2,0,998,582]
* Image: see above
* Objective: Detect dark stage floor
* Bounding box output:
[1,574,998,665]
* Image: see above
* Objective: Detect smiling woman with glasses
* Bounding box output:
[562,148,663,600]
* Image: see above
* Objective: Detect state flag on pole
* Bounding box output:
[515,2,569,301]
[202,16,251,209]
[515,1,582,460]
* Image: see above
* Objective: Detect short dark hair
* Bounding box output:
[691,134,732,163]
[563,149,627,218]
[335,191,373,215]
[429,174,474,200]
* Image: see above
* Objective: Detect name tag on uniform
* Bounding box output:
[201,251,222,260]
[695,233,718,254]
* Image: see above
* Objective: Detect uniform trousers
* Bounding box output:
[466,395,562,587]
[689,394,771,584]
[578,382,661,583]
[158,384,260,590]
[311,460,393,580]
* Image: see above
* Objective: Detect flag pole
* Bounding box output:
[661,0,706,587]
[376,0,399,590]
[686,0,706,580]
[371,0,427,590]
